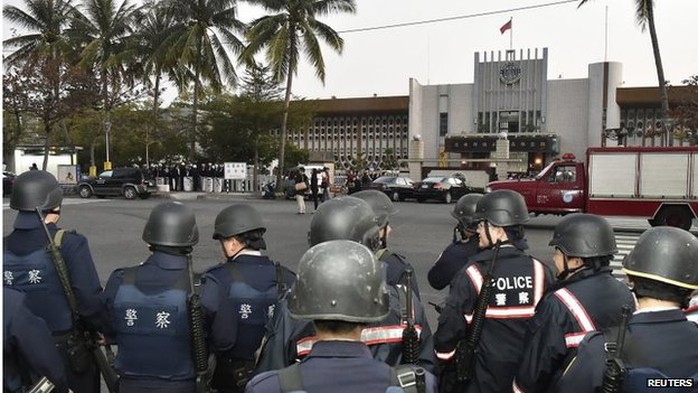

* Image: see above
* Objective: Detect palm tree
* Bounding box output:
[244,0,357,189]
[579,0,670,145]
[162,0,246,161]
[71,0,140,167]
[3,0,77,169]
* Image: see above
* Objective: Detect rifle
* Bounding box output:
[455,241,502,383]
[401,268,419,365]
[186,254,209,393]
[27,377,54,393]
[600,305,632,393]
[35,208,118,393]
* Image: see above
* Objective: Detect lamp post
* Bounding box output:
[104,119,112,170]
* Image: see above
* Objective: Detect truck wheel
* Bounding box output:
[78,186,92,199]
[444,192,453,204]
[653,206,693,231]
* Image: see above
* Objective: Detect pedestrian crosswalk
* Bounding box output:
[611,232,640,280]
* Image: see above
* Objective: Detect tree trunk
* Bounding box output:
[253,134,260,192]
[647,4,670,146]
[191,40,202,162]
[276,67,294,190]
[42,122,51,170]
[149,73,161,166]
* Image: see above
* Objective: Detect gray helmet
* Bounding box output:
[473,190,529,227]
[142,201,199,247]
[549,214,617,258]
[308,196,381,251]
[451,193,484,228]
[212,204,266,240]
[10,170,63,212]
[623,227,698,290]
[352,189,398,228]
[288,240,390,322]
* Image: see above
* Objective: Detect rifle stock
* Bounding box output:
[455,241,501,383]
[600,305,632,393]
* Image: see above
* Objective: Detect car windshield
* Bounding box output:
[99,171,113,178]
[374,176,397,184]
[534,162,557,180]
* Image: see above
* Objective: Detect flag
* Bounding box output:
[500,19,512,34]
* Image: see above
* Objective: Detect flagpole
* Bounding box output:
[509,17,513,49]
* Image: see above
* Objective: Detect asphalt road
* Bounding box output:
[2,195,558,329]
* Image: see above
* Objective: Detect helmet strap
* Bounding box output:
[484,221,495,248]
[556,253,585,280]
[380,224,388,249]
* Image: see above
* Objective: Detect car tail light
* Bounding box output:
[433,183,443,190]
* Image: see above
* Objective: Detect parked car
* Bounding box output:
[415,175,475,203]
[368,176,415,202]
[3,171,15,196]
[77,167,157,200]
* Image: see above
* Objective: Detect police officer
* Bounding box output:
[102,201,234,393]
[4,287,69,393]
[256,196,435,372]
[428,194,483,290]
[205,204,296,392]
[246,240,438,393]
[4,170,103,393]
[352,190,420,296]
[433,190,554,393]
[554,226,698,393]
[512,214,635,393]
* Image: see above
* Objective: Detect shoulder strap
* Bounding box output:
[275,262,289,298]
[53,229,75,249]
[390,365,425,393]
[278,363,305,393]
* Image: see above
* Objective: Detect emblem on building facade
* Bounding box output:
[499,62,522,84]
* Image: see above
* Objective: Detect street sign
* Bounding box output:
[224,162,246,180]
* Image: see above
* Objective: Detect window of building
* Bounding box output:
[439,113,448,136]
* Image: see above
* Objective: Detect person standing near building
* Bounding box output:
[4,287,69,393]
[205,204,296,393]
[310,168,320,212]
[320,167,330,202]
[512,214,635,393]
[102,201,234,393]
[428,194,483,290]
[4,170,104,393]
[553,226,698,393]
[434,190,554,393]
[294,167,308,214]
[246,240,438,393]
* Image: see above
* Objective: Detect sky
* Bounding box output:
[3,0,698,102]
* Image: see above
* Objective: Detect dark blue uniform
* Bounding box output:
[3,288,68,393]
[428,238,480,290]
[102,251,235,393]
[256,266,435,373]
[554,309,698,393]
[246,341,438,393]
[3,212,103,393]
[379,249,421,297]
[205,253,296,393]
[512,267,635,393]
[434,245,554,393]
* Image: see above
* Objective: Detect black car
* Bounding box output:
[367,176,415,202]
[77,168,157,200]
[415,175,475,203]
[3,171,15,196]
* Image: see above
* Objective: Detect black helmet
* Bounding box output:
[451,193,484,228]
[473,190,529,227]
[623,227,698,290]
[289,240,389,323]
[308,196,381,251]
[352,190,398,228]
[549,214,617,258]
[10,170,63,212]
[142,201,199,247]
[212,204,266,240]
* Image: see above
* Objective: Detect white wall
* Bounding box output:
[547,78,589,160]
[13,151,77,178]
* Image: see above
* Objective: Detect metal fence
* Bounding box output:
[155,175,276,193]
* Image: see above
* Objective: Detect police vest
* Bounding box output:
[225,262,282,359]
[112,268,194,380]
[3,248,73,333]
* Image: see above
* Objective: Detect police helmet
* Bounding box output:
[288,240,390,322]
[352,189,398,228]
[10,170,63,212]
[212,204,266,240]
[622,226,698,290]
[473,190,529,227]
[451,193,484,228]
[549,214,617,258]
[142,201,199,247]
[308,196,381,251]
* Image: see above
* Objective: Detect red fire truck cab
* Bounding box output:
[486,147,698,230]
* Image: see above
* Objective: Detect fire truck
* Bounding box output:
[486,147,698,230]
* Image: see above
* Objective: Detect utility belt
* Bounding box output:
[211,357,256,391]
[53,328,92,374]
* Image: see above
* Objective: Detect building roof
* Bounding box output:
[300,96,409,115]
[617,85,694,108]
